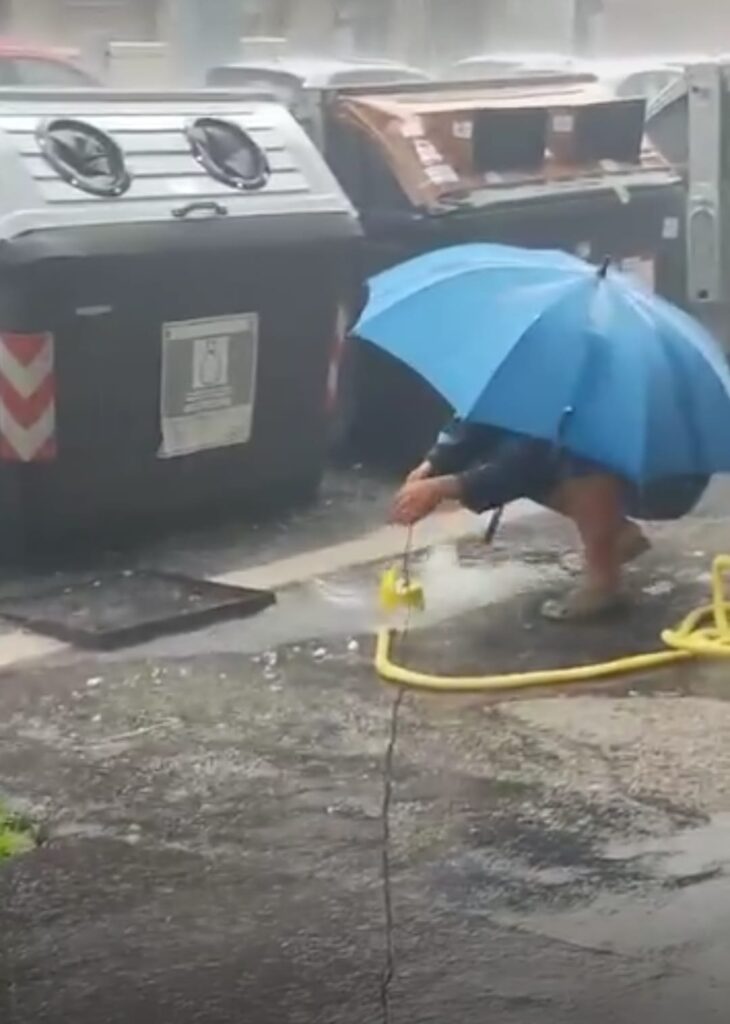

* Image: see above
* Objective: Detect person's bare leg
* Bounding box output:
[544,487,649,566]
[542,475,629,620]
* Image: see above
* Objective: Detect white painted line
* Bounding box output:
[0,629,67,670]
[212,507,480,591]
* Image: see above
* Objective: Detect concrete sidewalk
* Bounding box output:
[2,505,730,1022]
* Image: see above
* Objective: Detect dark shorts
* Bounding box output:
[528,454,708,522]
[432,423,709,522]
[625,475,708,521]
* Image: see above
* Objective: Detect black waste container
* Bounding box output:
[321,77,686,470]
[0,88,361,553]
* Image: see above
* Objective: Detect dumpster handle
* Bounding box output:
[172,200,229,219]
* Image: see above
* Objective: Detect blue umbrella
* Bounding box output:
[354,243,730,482]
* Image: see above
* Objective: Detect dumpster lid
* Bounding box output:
[0,88,358,239]
[646,74,688,168]
[334,78,679,212]
[647,61,730,170]
[647,59,730,121]
[647,74,688,122]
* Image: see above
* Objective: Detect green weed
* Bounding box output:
[0,805,37,860]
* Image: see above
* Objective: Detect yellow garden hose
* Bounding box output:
[374,555,730,694]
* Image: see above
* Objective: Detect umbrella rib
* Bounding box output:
[361,273,589,418]
[617,281,703,477]
[364,261,588,323]
[624,280,730,393]
[613,282,657,480]
[468,277,593,438]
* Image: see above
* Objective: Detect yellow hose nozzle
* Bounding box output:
[379,565,425,612]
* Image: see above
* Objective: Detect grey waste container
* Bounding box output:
[0,88,361,554]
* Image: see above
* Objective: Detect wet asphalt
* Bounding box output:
[2,472,730,1022]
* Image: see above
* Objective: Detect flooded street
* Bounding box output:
[0,5,729,1019]
[2,473,730,1022]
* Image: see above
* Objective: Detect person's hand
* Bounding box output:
[391,480,442,525]
[391,477,459,526]
[405,461,433,485]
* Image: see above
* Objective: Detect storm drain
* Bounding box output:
[0,570,275,650]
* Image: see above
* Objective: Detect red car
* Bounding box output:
[0,39,97,87]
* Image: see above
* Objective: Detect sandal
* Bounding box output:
[560,527,649,577]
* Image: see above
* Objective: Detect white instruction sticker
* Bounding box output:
[662,216,680,240]
[414,138,444,166]
[401,117,424,138]
[621,256,655,292]
[426,163,460,185]
[552,113,574,133]
[159,313,258,458]
[452,119,473,140]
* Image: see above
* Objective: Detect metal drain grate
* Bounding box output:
[0,570,275,650]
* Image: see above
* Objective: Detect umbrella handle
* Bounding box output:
[401,508,502,582]
[484,506,504,546]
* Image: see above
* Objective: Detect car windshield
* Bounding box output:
[11,58,95,87]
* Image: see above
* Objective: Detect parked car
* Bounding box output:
[585,58,697,102]
[448,52,582,81]
[0,39,97,87]
[206,56,431,94]
[449,52,696,104]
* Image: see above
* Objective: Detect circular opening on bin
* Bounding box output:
[185,117,270,192]
[37,118,131,198]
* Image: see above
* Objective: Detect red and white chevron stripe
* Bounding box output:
[0,332,56,462]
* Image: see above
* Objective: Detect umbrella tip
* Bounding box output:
[597,257,611,279]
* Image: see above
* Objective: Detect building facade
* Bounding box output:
[599,0,730,55]
[8,0,161,44]
[6,1,730,67]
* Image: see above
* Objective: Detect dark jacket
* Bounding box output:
[426,419,708,520]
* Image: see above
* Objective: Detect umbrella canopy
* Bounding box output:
[354,243,730,482]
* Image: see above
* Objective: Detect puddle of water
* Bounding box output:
[500,815,730,969]
[417,544,554,618]
[52,821,114,841]
[93,543,557,661]
[605,814,730,880]
[305,543,555,643]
